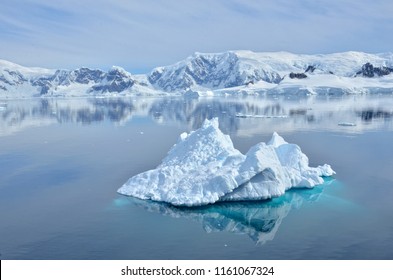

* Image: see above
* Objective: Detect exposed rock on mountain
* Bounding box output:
[90,67,134,93]
[289,72,307,79]
[356,62,393,77]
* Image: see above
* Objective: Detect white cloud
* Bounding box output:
[1,0,392,72]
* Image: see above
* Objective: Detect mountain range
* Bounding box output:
[1,50,393,97]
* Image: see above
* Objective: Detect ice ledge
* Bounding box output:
[118,118,335,206]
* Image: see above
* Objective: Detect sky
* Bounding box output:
[1,0,393,73]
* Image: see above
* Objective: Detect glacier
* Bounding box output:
[117,118,335,206]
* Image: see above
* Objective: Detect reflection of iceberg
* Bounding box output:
[115,181,332,244]
[118,118,334,206]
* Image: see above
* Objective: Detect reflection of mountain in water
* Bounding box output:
[357,109,392,121]
[149,99,254,134]
[0,98,144,136]
[1,96,393,136]
[114,180,333,244]
[33,99,137,124]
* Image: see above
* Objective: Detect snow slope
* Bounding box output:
[0,59,54,96]
[118,118,334,206]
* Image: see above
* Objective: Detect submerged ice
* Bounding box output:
[118,181,331,244]
[117,118,335,206]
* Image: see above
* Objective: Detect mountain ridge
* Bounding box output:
[1,50,393,97]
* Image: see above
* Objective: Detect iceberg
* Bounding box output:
[117,118,335,206]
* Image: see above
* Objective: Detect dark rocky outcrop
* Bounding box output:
[31,79,52,95]
[0,75,13,86]
[91,67,134,93]
[0,70,28,88]
[72,68,105,84]
[289,72,307,79]
[305,65,316,73]
[357,62,393,77]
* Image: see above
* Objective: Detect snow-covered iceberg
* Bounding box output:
[117,118,335,206]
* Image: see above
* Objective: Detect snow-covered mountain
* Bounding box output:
[1,50,393,98]
[148,51,393,95]
[0,59,151,97]
[149,51,282,91]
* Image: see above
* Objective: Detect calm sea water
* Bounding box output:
[0,95,393,259]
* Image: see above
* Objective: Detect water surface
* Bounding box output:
[1,95,393,259]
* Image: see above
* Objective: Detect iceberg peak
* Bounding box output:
[118,119,335,206]
[268,132,288,147]
[202,117,219,129]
